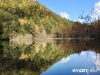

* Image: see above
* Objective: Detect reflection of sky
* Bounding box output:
[41,51,100,75]
[92,53,100,71]
[80,51,86,55]
[60,56,70,63]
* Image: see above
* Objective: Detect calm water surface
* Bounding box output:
[41,50,100,75]
[0,39,100,75]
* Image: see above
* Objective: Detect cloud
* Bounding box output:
[91,15,98,20]
[60,12,69,19]
[60,56,70,63]
[78,19,85,23]
[94,1,100,14]
[91,1,100,20]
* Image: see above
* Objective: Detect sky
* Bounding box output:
[38,0,100,22]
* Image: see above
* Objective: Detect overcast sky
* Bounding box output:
[38,0,100,22]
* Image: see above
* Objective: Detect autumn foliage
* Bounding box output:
[0,0,100,39]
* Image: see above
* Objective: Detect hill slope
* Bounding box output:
[0,0,100,39]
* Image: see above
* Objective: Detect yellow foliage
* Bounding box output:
[0,2,3,7]
[19,53,28,59]
[19,18,27,25]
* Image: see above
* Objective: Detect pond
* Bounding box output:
[0,39,100,75]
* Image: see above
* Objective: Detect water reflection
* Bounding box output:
[41,51,100,75]
[60,56,70,63]
[92,53,100,71]
[0,39,100,75]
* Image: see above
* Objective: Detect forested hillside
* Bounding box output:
[0,0,100,39]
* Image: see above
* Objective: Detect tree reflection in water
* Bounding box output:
[0,39,100,75]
